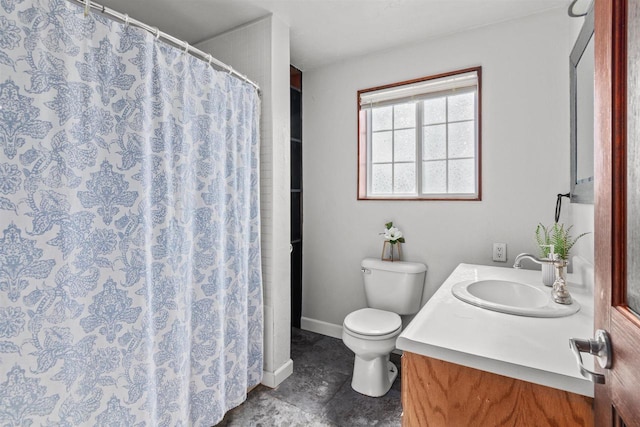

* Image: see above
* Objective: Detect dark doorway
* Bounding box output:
[290,66,303,328]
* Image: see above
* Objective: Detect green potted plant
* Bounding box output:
[535,223,590,285]
[535,223,589,260]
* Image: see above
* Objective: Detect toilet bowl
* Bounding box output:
[342,308,402,397]
[342,259,427,397]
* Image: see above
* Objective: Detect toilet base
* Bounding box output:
[350,355,398,397]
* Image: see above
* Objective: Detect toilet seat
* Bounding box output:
[343,308,402,340]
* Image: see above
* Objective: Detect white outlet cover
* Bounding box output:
[493,243,507,262]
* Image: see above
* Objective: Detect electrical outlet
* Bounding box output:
[493,243,507,262]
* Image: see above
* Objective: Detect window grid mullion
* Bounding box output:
[416,101,423,195]
[366,110,373,195]
[445,95,450,193]
[423,118,473,128]
[391,106,395,193]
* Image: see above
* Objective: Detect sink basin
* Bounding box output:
[451,279,580,318]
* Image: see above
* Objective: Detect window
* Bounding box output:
[357,67,481,200]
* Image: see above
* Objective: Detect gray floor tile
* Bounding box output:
[294,336,354,377]
[321,382,402,427]
[270,362,350,413]
[217,389,335,427]
[290,328,325,360]
[215,328,402,427]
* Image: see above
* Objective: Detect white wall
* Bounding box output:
[567,203,594,263]
[301,8,582,333]
[195,15,293,387]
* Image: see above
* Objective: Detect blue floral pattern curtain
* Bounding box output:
[0,0,263,425]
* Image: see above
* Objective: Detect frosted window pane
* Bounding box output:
[449,159,475,193]
[372,164,392,194]
[422,161,446,193]
[372,106,392,131]
[448,121,475,158]
[372,131,392,162]
[423,125,446,160]
[423,97,446,125]
[448,92,475,122]
[394,163,416,193]
[394,103,416,128]
[394,129,416,162]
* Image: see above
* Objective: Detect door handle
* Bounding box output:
[569,329,611,384]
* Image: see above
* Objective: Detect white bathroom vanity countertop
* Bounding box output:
[396,261,595,397]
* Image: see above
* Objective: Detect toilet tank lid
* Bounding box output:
[361,258,427,273]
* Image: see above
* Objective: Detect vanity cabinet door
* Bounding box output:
[594,0,640,424]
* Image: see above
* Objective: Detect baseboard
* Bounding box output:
[300,317,343,339]
[261,358,293,388]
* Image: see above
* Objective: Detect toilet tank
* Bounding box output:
[361,258,427,315]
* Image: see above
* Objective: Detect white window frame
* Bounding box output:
[357,67,482,201]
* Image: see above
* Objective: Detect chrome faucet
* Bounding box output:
[512,253,552,269]
[513,253,573,305]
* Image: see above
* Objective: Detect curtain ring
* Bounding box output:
[154,27,161,40]
[84,0,90,17]
[183,42,190,55]
[206,54,212,66]
[123,14,129,27]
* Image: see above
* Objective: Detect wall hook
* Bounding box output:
[555,193,571,223]
[568,0,590,17]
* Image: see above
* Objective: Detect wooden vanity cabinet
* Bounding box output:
[401,352,594,427]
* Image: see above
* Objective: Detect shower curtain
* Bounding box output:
[0,0,262,425]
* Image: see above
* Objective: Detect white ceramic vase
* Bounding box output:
[542,262,556,287]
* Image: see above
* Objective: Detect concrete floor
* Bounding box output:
[216,328,402,426]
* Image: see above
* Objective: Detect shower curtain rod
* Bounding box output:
[69,0,261,93]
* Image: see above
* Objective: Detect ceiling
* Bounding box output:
[94,0,579,71]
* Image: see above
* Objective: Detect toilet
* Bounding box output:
[342,258,427,397]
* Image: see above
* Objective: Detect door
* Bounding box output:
[593,0,640,424]
[290,66,303,328]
